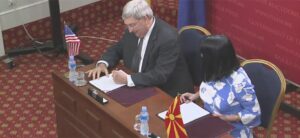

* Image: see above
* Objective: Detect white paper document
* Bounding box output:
[158,102,209,124]
[89,74,125,93]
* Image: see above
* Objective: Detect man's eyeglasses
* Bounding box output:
[126,20,141,29]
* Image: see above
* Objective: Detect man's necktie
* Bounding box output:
[131,38,144,72]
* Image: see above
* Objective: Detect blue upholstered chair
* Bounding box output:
[241,59,286,137]
[178,25,211,86]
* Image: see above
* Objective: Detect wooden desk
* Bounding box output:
[53,70,232,138]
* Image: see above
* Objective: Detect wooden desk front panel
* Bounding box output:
[52,70,232,138]
[53,73,137,138]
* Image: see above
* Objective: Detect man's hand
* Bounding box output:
[112,69,128,84]
[86,63,108,80]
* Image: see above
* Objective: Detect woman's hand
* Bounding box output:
[180,92,199,103]
[213,113,240,122]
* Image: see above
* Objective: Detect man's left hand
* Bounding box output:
[112,69,128,84]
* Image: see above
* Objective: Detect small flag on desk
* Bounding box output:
[64,25,80,56]
[165,96,188,138]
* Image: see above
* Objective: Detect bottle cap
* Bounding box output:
[141,106,147,112]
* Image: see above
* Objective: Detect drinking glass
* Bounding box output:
[75,71,87,86]
[133,114,141,131]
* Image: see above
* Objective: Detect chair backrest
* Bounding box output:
[178,25,211,86]
[241,59,286,137]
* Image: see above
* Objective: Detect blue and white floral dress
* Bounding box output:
[199,67,261,138]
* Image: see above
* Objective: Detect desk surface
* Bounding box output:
[53,65,233,138]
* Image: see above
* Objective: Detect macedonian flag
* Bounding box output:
[165,96,188,138]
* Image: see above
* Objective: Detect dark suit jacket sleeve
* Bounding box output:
[100,33,125,69]
[131,22,180,87]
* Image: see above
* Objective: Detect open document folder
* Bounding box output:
[89,74,125,93]
[158,102,210,124]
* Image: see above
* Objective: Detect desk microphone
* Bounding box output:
[88,88,108,104]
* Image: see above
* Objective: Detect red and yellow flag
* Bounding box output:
[165,96,188,138]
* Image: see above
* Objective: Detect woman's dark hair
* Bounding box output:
[200,35,240,82]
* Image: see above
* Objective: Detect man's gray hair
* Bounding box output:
[122,0,153,20]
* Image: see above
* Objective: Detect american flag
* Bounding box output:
[64,25,80,56]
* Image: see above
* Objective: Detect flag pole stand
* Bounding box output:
[75,52,93,65]
[34,0,67,58]
[5,0,64,57]
[47,0,65,56]
[3,0,64,69]
[5,40,55,57]
[49,0,93,65]
[4,0,93,69]
[7,0,65,56]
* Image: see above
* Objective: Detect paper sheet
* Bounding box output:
[89,74,125,93]
[158,102,209,124]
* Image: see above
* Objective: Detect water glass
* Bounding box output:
[133,114,141,131]
[75,71,87,86]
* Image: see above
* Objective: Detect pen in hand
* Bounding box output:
[180,94,192,103]
[111,68,118,78]
[183,96,191,103]
[111,68,127,84]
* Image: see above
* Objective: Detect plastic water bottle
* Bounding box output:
[68,56,77,83]
[140,106,149,136]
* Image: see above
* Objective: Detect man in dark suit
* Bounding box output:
[87,0,193,97]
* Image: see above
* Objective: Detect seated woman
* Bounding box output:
[180,35,261,138]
